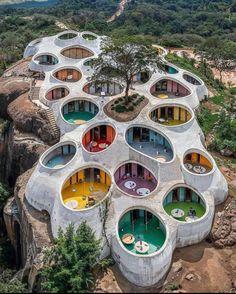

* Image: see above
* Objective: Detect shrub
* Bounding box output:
[128,106,134,111]
[115,105,127,113]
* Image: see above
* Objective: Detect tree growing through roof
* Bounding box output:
[196,37,236,83]
[40,222,101,293]
[90,37,164,101]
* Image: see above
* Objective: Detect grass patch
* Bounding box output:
[210,94,225,105]
[197,107,219,134]
[229,87,236,95]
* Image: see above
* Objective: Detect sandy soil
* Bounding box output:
[107,0,129,23]
[169,48,236,86]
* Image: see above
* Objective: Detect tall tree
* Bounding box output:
[40,222,100,293]
[91,37,164,100]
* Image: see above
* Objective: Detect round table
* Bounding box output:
[91,141,98,147]
[99,143,108,149]
[65,200,78,209]
[193,165,206,174]
[158,94,168,99]
[136,188,150,196]
[158,118,166,123]
[185,163,193,170]
[171,208,185,219]
[122,233,135,245]
[135,241,149,254]
[124,181,136,189]
[185,216,199,222]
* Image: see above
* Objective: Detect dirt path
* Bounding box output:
[107,0,128,23]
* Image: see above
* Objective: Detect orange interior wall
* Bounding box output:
[191,153,198,163]
[100,170,106,185]
[200,155,212,169]
[106,126,115,142]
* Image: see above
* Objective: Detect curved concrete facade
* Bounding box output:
[24,30,228,287]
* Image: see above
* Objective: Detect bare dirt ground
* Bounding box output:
[169,48,236,86]
[107,0,129,23]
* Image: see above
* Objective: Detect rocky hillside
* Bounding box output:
[0,59,60,185]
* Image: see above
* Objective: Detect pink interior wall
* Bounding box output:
[132,163,137,176]
[167,80,190,95]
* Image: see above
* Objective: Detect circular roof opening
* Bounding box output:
[61,98,99,125]
[183,151,213,175]
[61,167,111,210]
[34,54,58,66]
[58,32,78,40]
[82,33,97,41]
[164,64,178,74]
[61,46,94,60]
[114,162,157,197]
[150,104,192,127]
[118,208,166,255]
[53,68,82,83]
[150,78,191,99]
[126,126,174,163]
[45,86,69,102]
[163,186,206,222]
[40,142,77,169]
[82,124,116,153]
[183,73,202,86]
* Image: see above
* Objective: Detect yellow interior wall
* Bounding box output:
[63,178,71,189]
[78,170,84,182]
[106,174,111,186]
[100,170,106,185]
[157,108,161,119]
[187,112,191,121]
[174,107,179,120]
[180,108,186,121]
[71,173,77,185]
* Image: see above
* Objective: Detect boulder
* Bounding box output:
[8,92,59,145]
[0,78,30,119]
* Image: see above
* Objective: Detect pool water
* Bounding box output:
[164,202,205,222]
[63,111,96,124]
[119,213,166,255]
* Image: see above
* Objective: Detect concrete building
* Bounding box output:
[24,30,228,287]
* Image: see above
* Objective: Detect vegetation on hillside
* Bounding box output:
[0,0,236,76]
[40,223,101,293]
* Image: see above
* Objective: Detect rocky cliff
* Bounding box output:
[0,59,59,289]
[4,168,52,290]
[0,59,60,184]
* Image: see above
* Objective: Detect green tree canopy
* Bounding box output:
[91,37,164,99]
[40,222,100,293]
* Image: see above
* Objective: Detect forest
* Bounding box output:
[0,0,236,73]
